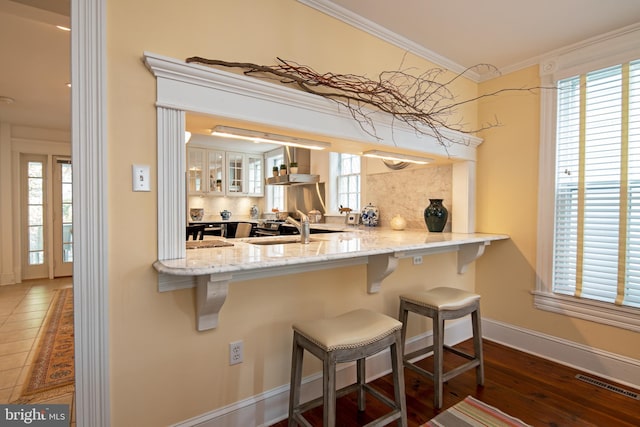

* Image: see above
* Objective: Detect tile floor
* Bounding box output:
[0,277,75,425]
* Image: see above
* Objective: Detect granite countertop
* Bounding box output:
[154,227,509,330]
[154,228,509,276]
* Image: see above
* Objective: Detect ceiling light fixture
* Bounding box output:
[56,25,71,31]
[362,150,433,165]
[211,126,330,150]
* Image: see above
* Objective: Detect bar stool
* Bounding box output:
[288,309,408,427]
[398,287,484,409]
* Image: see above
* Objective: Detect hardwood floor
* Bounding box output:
[271,339,640,426]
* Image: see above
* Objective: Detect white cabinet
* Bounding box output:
[187,148,225,195]
[187,147,263,197]
[226,152,264,197]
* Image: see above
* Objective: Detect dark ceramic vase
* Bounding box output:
[423,199,448,232]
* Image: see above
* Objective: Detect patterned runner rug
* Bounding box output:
[423,396,531,427]
[13,288,75,403]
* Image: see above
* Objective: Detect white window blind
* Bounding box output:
[553,59,640,308]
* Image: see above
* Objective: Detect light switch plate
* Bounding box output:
[132,164,151,192]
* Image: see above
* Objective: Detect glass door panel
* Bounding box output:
[187,148,205,193]
[21,155,48,279]
[208,150,225,194]
[54,158,73,277]
[227,152,244,195]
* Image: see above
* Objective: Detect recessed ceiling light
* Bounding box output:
[66,83,71,88]
[56,25,71,32]
[0,96,15,105]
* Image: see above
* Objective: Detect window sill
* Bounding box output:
[533,291,640,333]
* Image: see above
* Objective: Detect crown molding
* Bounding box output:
[296,0,481,82]
[539,22,640,81]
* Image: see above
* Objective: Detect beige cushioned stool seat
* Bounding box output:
[293,308,402,351]
[289,308,407,426]
[400,287,480,311]
[399,287,484,410]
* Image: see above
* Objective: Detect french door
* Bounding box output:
[53,157,73,277]
[21,155,73,279]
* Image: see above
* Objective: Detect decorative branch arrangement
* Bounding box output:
[186,56,540,148]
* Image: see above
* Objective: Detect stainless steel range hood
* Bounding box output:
[266,147,319,185]
[266,173,320,185]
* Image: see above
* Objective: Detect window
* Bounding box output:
[335,153,361,212]
[265,149,285,212]
[536,27,640,331]
[553,62,640,308]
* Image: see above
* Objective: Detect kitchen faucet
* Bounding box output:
[286,210,310,244]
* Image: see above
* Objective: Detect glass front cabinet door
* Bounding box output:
[187,148,205,194]
[227,152,264,197]
[187,147,225,195]
[207,150,225,194]
[227,152,244,195]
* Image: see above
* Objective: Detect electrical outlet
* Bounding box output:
[229,340,243,365]
[412,256,423,265]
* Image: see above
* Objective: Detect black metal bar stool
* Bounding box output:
[398,287,484,409]
[288,308,408,427]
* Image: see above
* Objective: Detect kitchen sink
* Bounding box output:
[243,237,315,245]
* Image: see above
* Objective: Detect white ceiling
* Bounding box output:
[321,0,640,75]
[2,0,640,131]
[0,0,70,130]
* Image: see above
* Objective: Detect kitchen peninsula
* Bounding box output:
[154,228,508,331]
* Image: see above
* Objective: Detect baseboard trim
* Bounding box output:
[0,273,16,286]
[174,318,640,426]
[482,318,640,390]
[172,320,473,427]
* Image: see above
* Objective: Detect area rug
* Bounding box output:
[423,396,531,427]
[13,288,75,403]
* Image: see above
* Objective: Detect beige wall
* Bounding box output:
[475,66,640,359]
[107,1,638,424]
[107,1,477,425]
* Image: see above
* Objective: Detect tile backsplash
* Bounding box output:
[365,164,452,230]
[188,196,263,222]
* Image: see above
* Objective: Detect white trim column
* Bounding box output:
[452,160,476,233]
[157,108,186,260]
[71,0,110,425]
